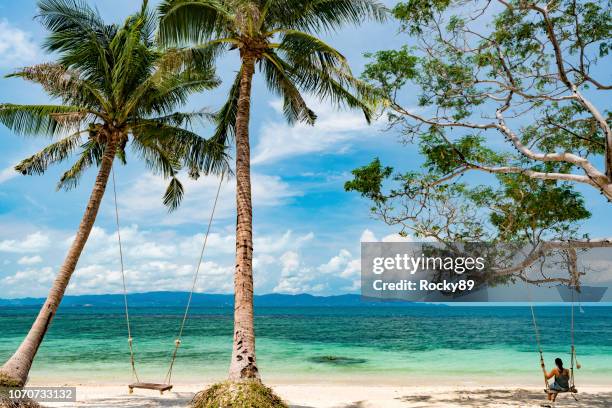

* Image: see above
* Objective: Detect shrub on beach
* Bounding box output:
[0,374,41,408]
[0,373,22,389]
[191,380,287,408]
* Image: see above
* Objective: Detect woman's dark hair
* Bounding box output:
[555,358,564,372]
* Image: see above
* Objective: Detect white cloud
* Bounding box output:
[381,233,414,242]
[17,255,42,265]
[280,251,300,275]
[0,20,38,67]
[340,259,360,279]
[0,225,324,297]
[318,249,352,273]
[0,232,50,253]
[255,230,313,254]
[251,99,375,164]
[360,229,377,242]
[359,229,422,243]
[272,264,322,295]
[1,267,55,297]
[117,172,300,225]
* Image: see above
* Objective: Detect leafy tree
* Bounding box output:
[158,0,386,392]
[346,160,603,283]
[347,0,612,284]
[0,0,225,387]
[362,0,611,199]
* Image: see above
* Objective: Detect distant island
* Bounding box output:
[0,291,432,308]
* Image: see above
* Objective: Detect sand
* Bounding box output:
[30,383,611,408]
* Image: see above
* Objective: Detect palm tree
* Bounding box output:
[0,0,225,387]
[158,0,386,384]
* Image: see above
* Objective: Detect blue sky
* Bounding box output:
[0,1,610,298]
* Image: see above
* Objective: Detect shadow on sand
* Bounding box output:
[47,388,612,408]
[395,389,612,408]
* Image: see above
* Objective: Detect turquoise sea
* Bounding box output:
[1,306,611,386]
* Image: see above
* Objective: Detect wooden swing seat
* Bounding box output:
[545,386,577,395]
[128,383,173,395]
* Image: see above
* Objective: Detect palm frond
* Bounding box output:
[37,0,116,85]
[262,51,316,125]
[123,55,218,120]
[158,0,234,46]
[131,120,229,177]
[7,64,107,111]
[149,110,216,128]
[288,59,377,123]
[212,70,241,145]
[37,0,107,43]
[163,176,184,211]
[56,138,104,190]
[15,130,84,175]
[274,29,349,72]
[0,104,89,137]
[131,135,181,179]
[266,0,388,33]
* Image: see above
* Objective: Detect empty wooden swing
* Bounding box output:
[112,170,224,395]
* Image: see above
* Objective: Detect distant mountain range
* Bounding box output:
[0,291,430,307]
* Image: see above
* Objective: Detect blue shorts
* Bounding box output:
[549,382,569,392]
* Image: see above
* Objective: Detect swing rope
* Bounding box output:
[113,168,140,383]
[529,302,548,390]
[528,272,580,396]
[113,169,225,386]
[163,171,225,385]
[569,285,577,389]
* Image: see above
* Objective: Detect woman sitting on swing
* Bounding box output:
[542,358,570,402]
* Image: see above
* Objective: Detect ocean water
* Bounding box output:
[0,305,611,386]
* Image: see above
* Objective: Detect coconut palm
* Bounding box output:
[158,0,386,387]
[0,0,225,387]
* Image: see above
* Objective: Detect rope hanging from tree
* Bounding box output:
[112,168,225,391]
[529,278,579,398]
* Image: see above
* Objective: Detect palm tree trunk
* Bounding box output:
[228,57,260,381]
[0,135,118,387]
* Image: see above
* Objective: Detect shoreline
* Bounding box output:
[25,369,612,387]
[28,383,611,408]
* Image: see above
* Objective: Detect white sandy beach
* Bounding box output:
[34,383,611,408]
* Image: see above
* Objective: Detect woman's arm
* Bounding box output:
[545,367,557,380]
[541,361,556,380]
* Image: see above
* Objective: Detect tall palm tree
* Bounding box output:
[159,0,386,382]
[0,0,226,387]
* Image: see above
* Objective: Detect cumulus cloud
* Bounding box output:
[0,226,319,297]
[1,225,402,298]
[318,249,352,274]
[360,229,377,242]
[0,20,38,67]
[273,247,362,295]
[359,229,421,243]
[1,267,55,297]
[0,232,50,253]
[117,172,300,225]
[272,228,421,295]
[280,251,300,275]
[251,99,376,164]
[255,230,313,254]
[17,255,42,265]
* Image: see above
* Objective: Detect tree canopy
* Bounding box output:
[158,0,387,144]
[347,0,611,283]
[360,0,611,198]
[0,0,227,209]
